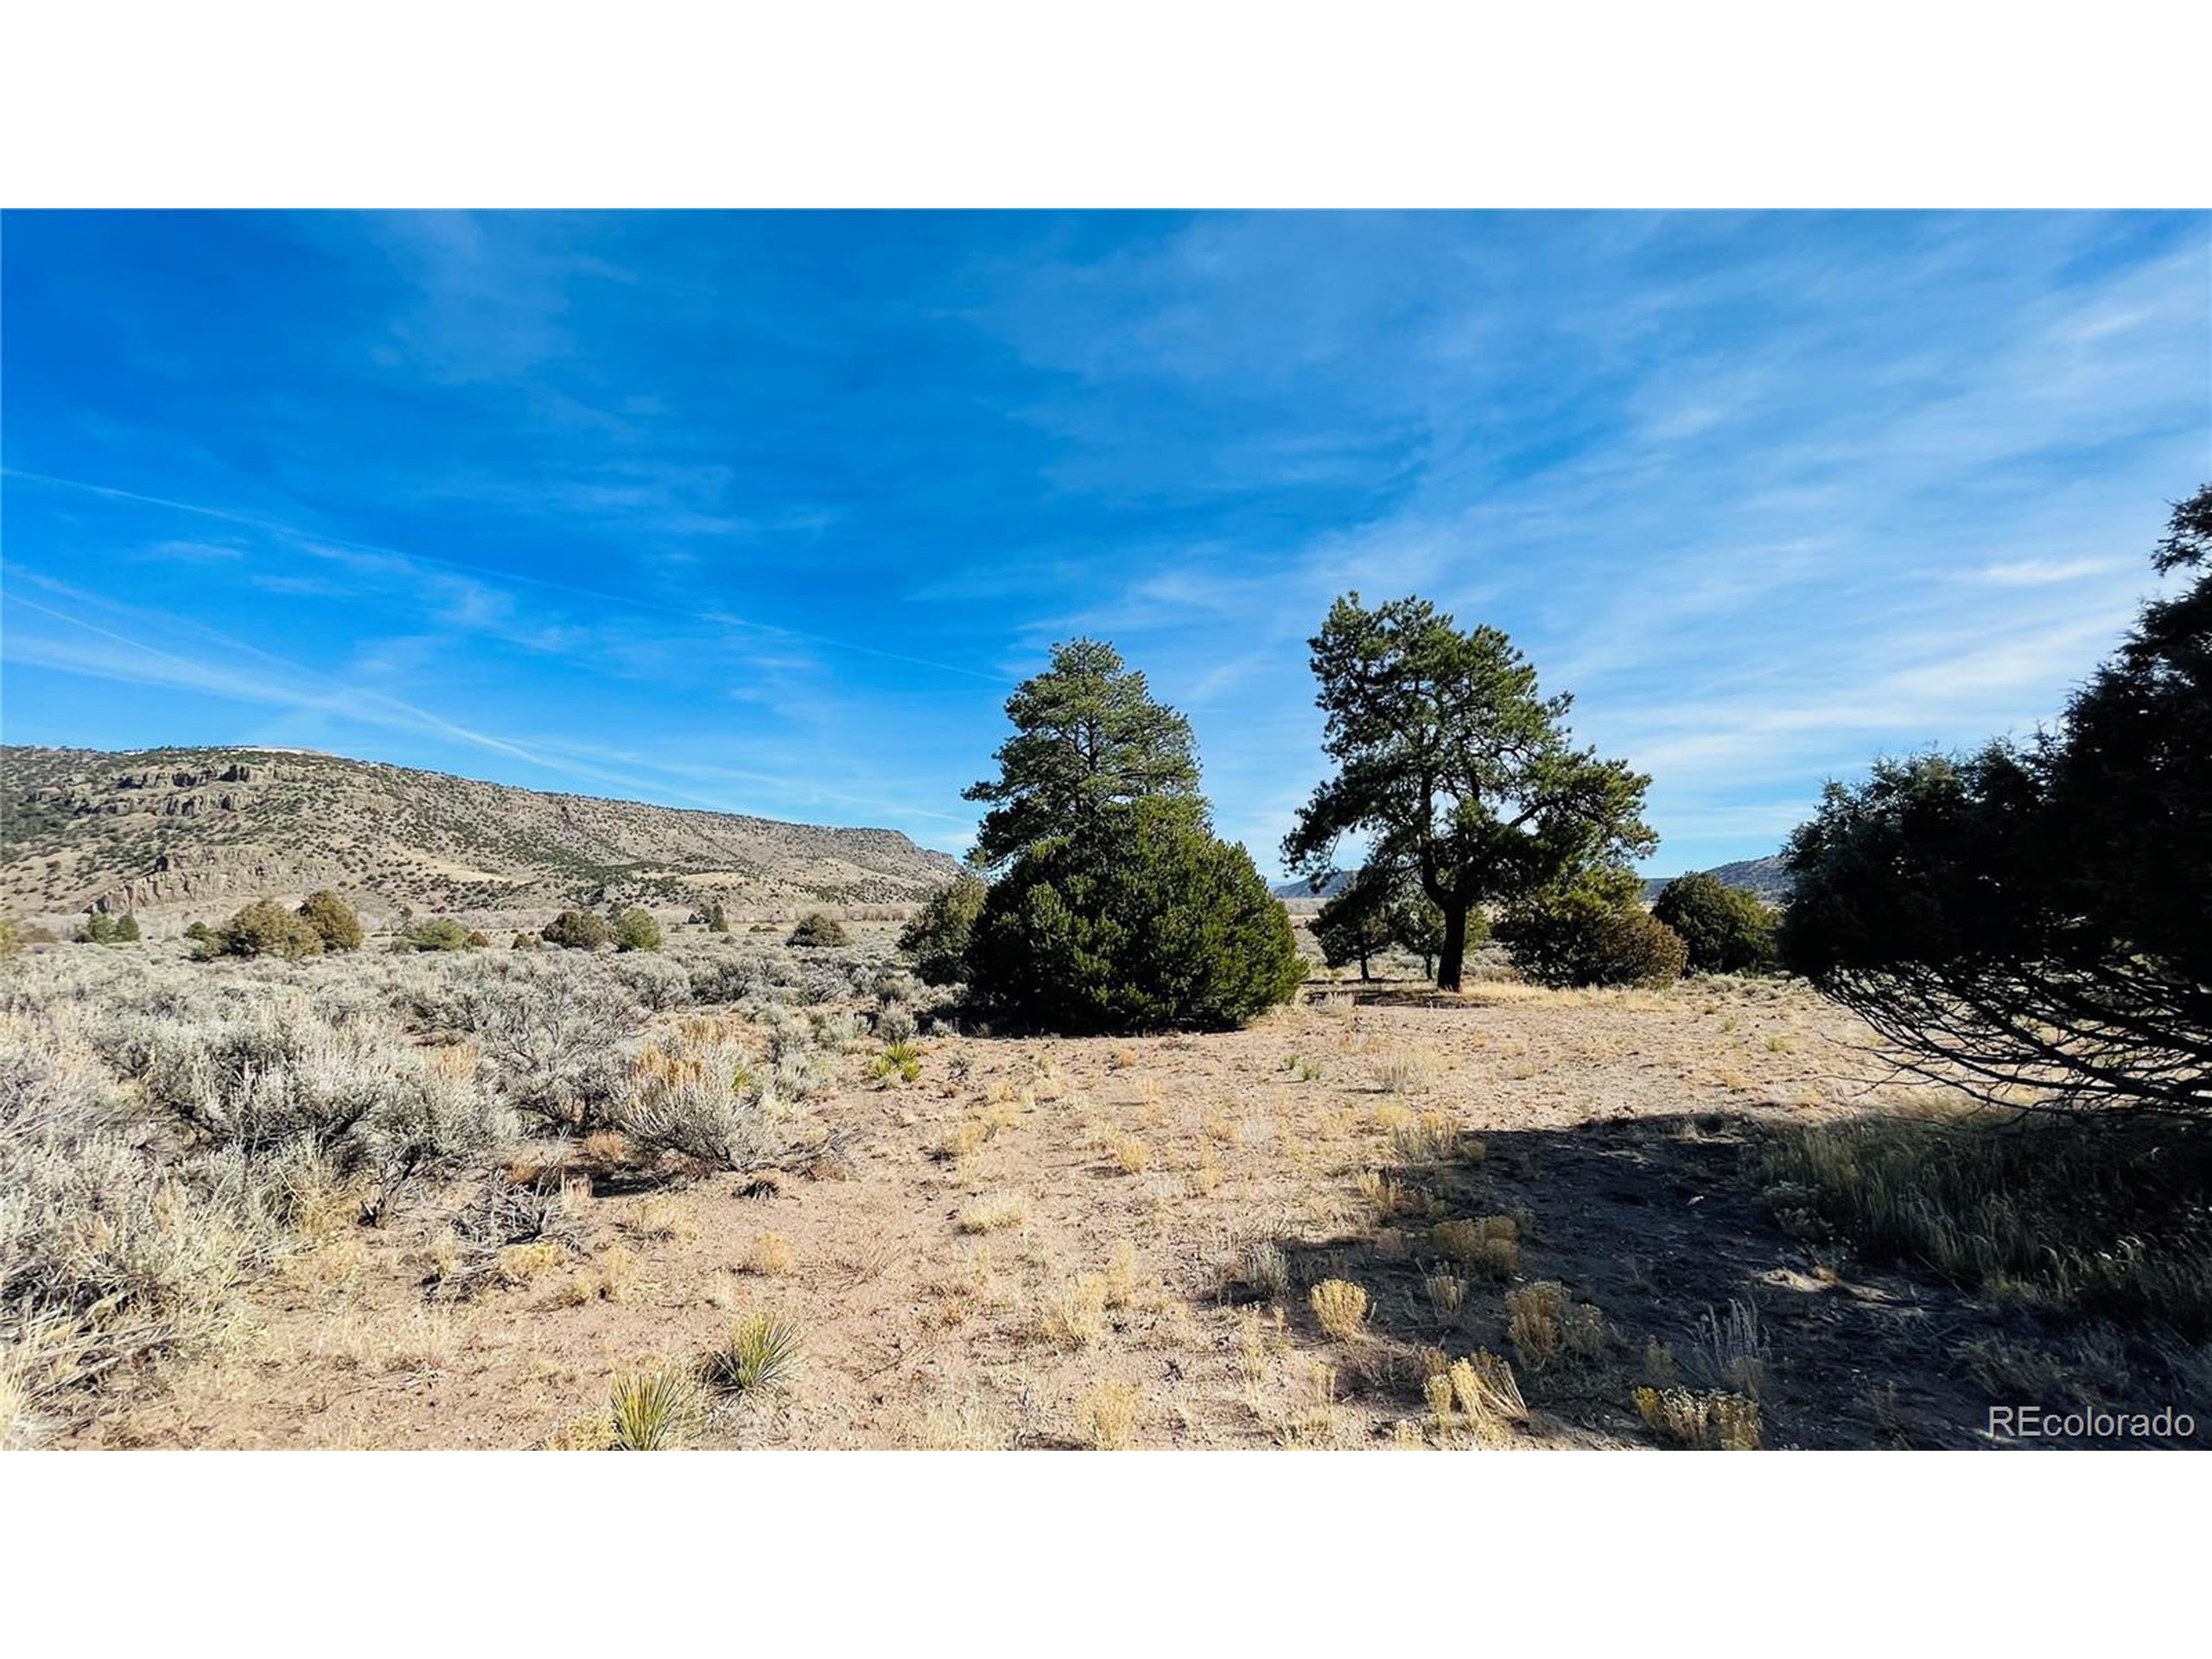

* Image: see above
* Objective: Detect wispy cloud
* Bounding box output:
[3,211,2203,874]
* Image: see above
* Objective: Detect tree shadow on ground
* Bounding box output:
[1259,1111,2189,1450]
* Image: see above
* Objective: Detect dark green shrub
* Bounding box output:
[75,912,138,944]
[1312,873,1394,981]
[543,910,614,950]
[512,931,541,950]
[612,907,663,952]
[1497,872,1687,988]
[788,912,850,949]
[705,900,730,933]
[296,889,364,952]
[1651,872,1778,976]
[967,802,1306,1033]
[401,917,473,952]
[898,874,985,985]
[216,898,325,961]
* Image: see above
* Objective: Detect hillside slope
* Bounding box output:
[1641,854,1793,906]
[1,745,961,926]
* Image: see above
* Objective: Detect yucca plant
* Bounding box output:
[705,1313,804,1394]
[607,1361,704,1450]
[872,1040,922,1086]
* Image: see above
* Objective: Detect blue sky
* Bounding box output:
[3,211,2205,875]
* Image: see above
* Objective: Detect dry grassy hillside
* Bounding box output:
[0,745,962,928]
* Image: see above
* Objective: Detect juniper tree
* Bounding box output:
[1313,870,1396,981]
[963,638,1204,869]
[1781,486,2212,1115]
[1285,594,1655,992]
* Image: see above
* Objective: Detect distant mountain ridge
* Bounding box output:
[1,744,962,927]
[1640,854,1792,906]
[1271,872,1351,900]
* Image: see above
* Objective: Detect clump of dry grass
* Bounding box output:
[1356,1169,1415,1220]
[1391,1110,1463,1163]
[917,1395,1014,1449]
[1040,1274,1112,1348]
[544,1410,616,1451]
[1423,1270,1467,1321]
[1505,1281,1608,1371]
[607,1360,706,1450]
[1309,1278,1370,1342]
[1109,1136,1154,1175]
[560,1241,639,1305]
[935,1117,990,1162]
[1753,1103,2212,1338]
[1375,1048,1440,1096]
[1446,1351,1528,1442]
[1228,1239,1289,1301]
[1688,1298,1770,1398]
[1077,1379,1141,1449]
[622,1193,696,1242]
[494,1241,565,1287]
[1633,1385,1762,1450]
[745,1230,797,1276]
[957,1189,1031,1234]
[1433,1216,1520,1281]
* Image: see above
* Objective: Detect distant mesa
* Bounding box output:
[0,742,960,930]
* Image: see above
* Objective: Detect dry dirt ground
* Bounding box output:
[67,933,2063,1451]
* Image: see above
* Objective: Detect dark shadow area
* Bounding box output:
[1266,1111,2202,1450]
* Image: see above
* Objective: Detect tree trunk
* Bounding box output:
[1437,904,1469,992]
[1356,947,1371,982]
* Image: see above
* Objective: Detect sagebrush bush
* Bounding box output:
[1650,873,1777,976]
[296,890,364,952]
[966,801,1305,1033]
[611,952,692,1011]
[98,987,514,1217]
[0,1014,254,1402]
[685,952,775,1004]
[1497,872,1688,988]
[898,874,984,985]
[402,958,640,1131]
[615,1033,816,1173]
